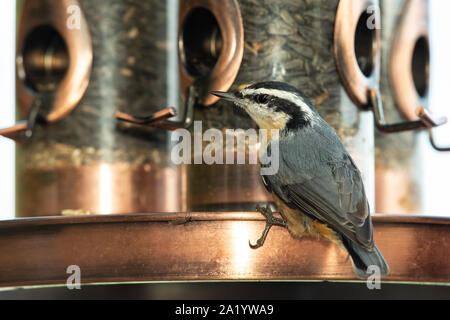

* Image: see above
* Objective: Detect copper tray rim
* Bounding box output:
[1,212,449,229]
[1,212,450,287]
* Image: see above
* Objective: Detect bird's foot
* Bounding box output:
[256,204,287,227]
[249,205,287,250]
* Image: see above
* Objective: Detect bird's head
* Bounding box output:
[211,81,318,132]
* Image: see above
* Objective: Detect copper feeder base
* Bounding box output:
[0,213,449,288]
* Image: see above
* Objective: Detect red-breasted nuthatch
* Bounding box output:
[212,81,389,279]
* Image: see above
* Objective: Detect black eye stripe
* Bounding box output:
[257,94,270,104]
[245,93,314,117]
[246,94,270,104]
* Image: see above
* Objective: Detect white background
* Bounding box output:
[0,1,16,220]
[0,1,449,219]
[425,0,450,214]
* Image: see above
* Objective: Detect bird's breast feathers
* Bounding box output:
[272,193,343,247]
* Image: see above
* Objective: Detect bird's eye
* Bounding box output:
[257,94,269,104]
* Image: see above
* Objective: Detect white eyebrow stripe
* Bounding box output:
[242,88,316,124]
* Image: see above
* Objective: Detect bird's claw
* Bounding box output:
[249,224,272,250]
[255,204,286,227]
[249,239,264,250]
[249,205,287,250]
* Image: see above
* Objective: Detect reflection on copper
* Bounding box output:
[16,0,93,123]
[161,166,185,213]
[321,243,347,276]
[231,222,252,275]
[16,163,184,217]
[374,219,419,279]
[186,145,273,211]
[99,164,113,215]
[187,163,273,210]
[178,0,244,106]
[182,166,188,212]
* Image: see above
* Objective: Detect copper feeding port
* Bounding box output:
[16,0,93,125]
[0,0,93,143]
[334,0,380,108]
[116,5,228,132]
[390,0,429,121]
[178,0,244,106]
[179,7,223,78]
[0,25,70,142]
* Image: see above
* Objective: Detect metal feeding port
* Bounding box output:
[178,0,244,107]
[0,0,92,143]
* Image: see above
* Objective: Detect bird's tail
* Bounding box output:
[341,236,389,279]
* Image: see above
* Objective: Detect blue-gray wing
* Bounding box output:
[263,125,373,249]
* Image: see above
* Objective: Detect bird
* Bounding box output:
[211,81,389,279]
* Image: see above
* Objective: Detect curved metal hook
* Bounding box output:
[368,89,447,133]
[116,108,177,127]
[416,107,450,152]
[428,130,450,152]
[369,89,450,152]
[115,86,196,131]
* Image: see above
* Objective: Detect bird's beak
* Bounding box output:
[210,91,243,104]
